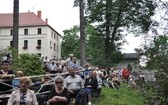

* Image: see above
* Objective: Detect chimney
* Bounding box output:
[45,18,48,24]
[37,11,41,18]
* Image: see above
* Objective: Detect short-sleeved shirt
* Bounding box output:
[64,75,83,90]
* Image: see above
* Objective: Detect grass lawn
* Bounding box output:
[91,84,148,105]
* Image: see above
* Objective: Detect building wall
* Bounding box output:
[0,26,61,60]
[119,59,140,72]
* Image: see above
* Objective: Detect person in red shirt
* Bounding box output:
[122,67,130,82]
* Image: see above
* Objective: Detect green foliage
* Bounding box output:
[62,24,123,66]
[137,81,161,105]
[146,35,168,104]
[92,85,148,105]
[85,0,156,66]
[0,47,44,76]
[86,0,156,32]
[11,53,44,76]
[61,25,80,58]
[86,24,123,67]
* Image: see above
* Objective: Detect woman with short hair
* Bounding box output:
[47,75,69,105]
[7,76,38,105]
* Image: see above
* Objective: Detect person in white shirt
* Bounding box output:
[49,61,57,74]
[64,68,83,99]
[43,56,50,63]
[66,54,74,68]
[70,57,80,69]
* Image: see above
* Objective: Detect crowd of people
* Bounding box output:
[0,54,146,105]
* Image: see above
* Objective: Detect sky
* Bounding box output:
[0,0,141,53]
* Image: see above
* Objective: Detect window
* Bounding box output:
[23,40,28,49]
[24,40,28,47]
[37,53,41,57]
[54,33,56,39]
[57,45,58,52]
[24,29,28,35]
[36,40,41,49]
[51,31,53,38]
[38,28,42,34]
[50,41,52,49]
[10,41,13,47]
[37,40,41,45]
[10,30,13,35]
[54,43,56,51]
[57,35,58,41]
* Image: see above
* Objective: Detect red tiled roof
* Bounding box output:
[0,12,48,27]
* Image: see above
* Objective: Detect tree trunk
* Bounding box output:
[79,0,86,67]
[13,0,19,55]
[105,0,112,67]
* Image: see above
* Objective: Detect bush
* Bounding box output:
[11,53,45,76]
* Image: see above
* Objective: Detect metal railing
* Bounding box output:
[0,67,85,95]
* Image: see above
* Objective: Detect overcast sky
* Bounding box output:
[0,0,141,53]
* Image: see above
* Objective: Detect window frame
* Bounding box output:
[24,29,28,35]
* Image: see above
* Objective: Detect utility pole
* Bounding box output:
[13,0,19,55]
[79,0,86,67]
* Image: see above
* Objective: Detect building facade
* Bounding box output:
[0,11,62,60]
[119,53,140,72]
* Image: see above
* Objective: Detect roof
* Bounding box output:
[124,53,138,59]
[0,11,62,36]
[0,12,47,27]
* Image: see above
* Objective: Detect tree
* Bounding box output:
[61,26,80,59]
[85,0,156,67]
[12,53,44,76]
[0,47,44,76]
[86,24,123,67]
[146,35,168,104]
[13,0,19,55]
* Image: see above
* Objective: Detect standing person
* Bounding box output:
[127,64,132,72]
[64,68,83,103]
[43,56,50,63]
[46,75,69,105]
[66,54,74,68]
[70,57,80,69]
[83,63,91,79]
[0,61,15,92]
[7,76,38,105]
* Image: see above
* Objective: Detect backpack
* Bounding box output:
[75,88,88,105]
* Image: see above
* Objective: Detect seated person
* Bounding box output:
[107,73,120,89]
[96,73,103,95]
[33,75,51,86]
[84,71,98,105]
[7,76,38,105]
[64,68,83,104]
[12,71,24,88]
[0,61,15,93]
[34,75,53,105]
[47,75,69,105]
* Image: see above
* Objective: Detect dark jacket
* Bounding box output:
[84,77,98,89]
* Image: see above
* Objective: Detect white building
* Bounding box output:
[0,11,62,60]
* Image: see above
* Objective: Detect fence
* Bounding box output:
[0,67,85,105]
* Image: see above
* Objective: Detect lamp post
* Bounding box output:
[74,0,86,67]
